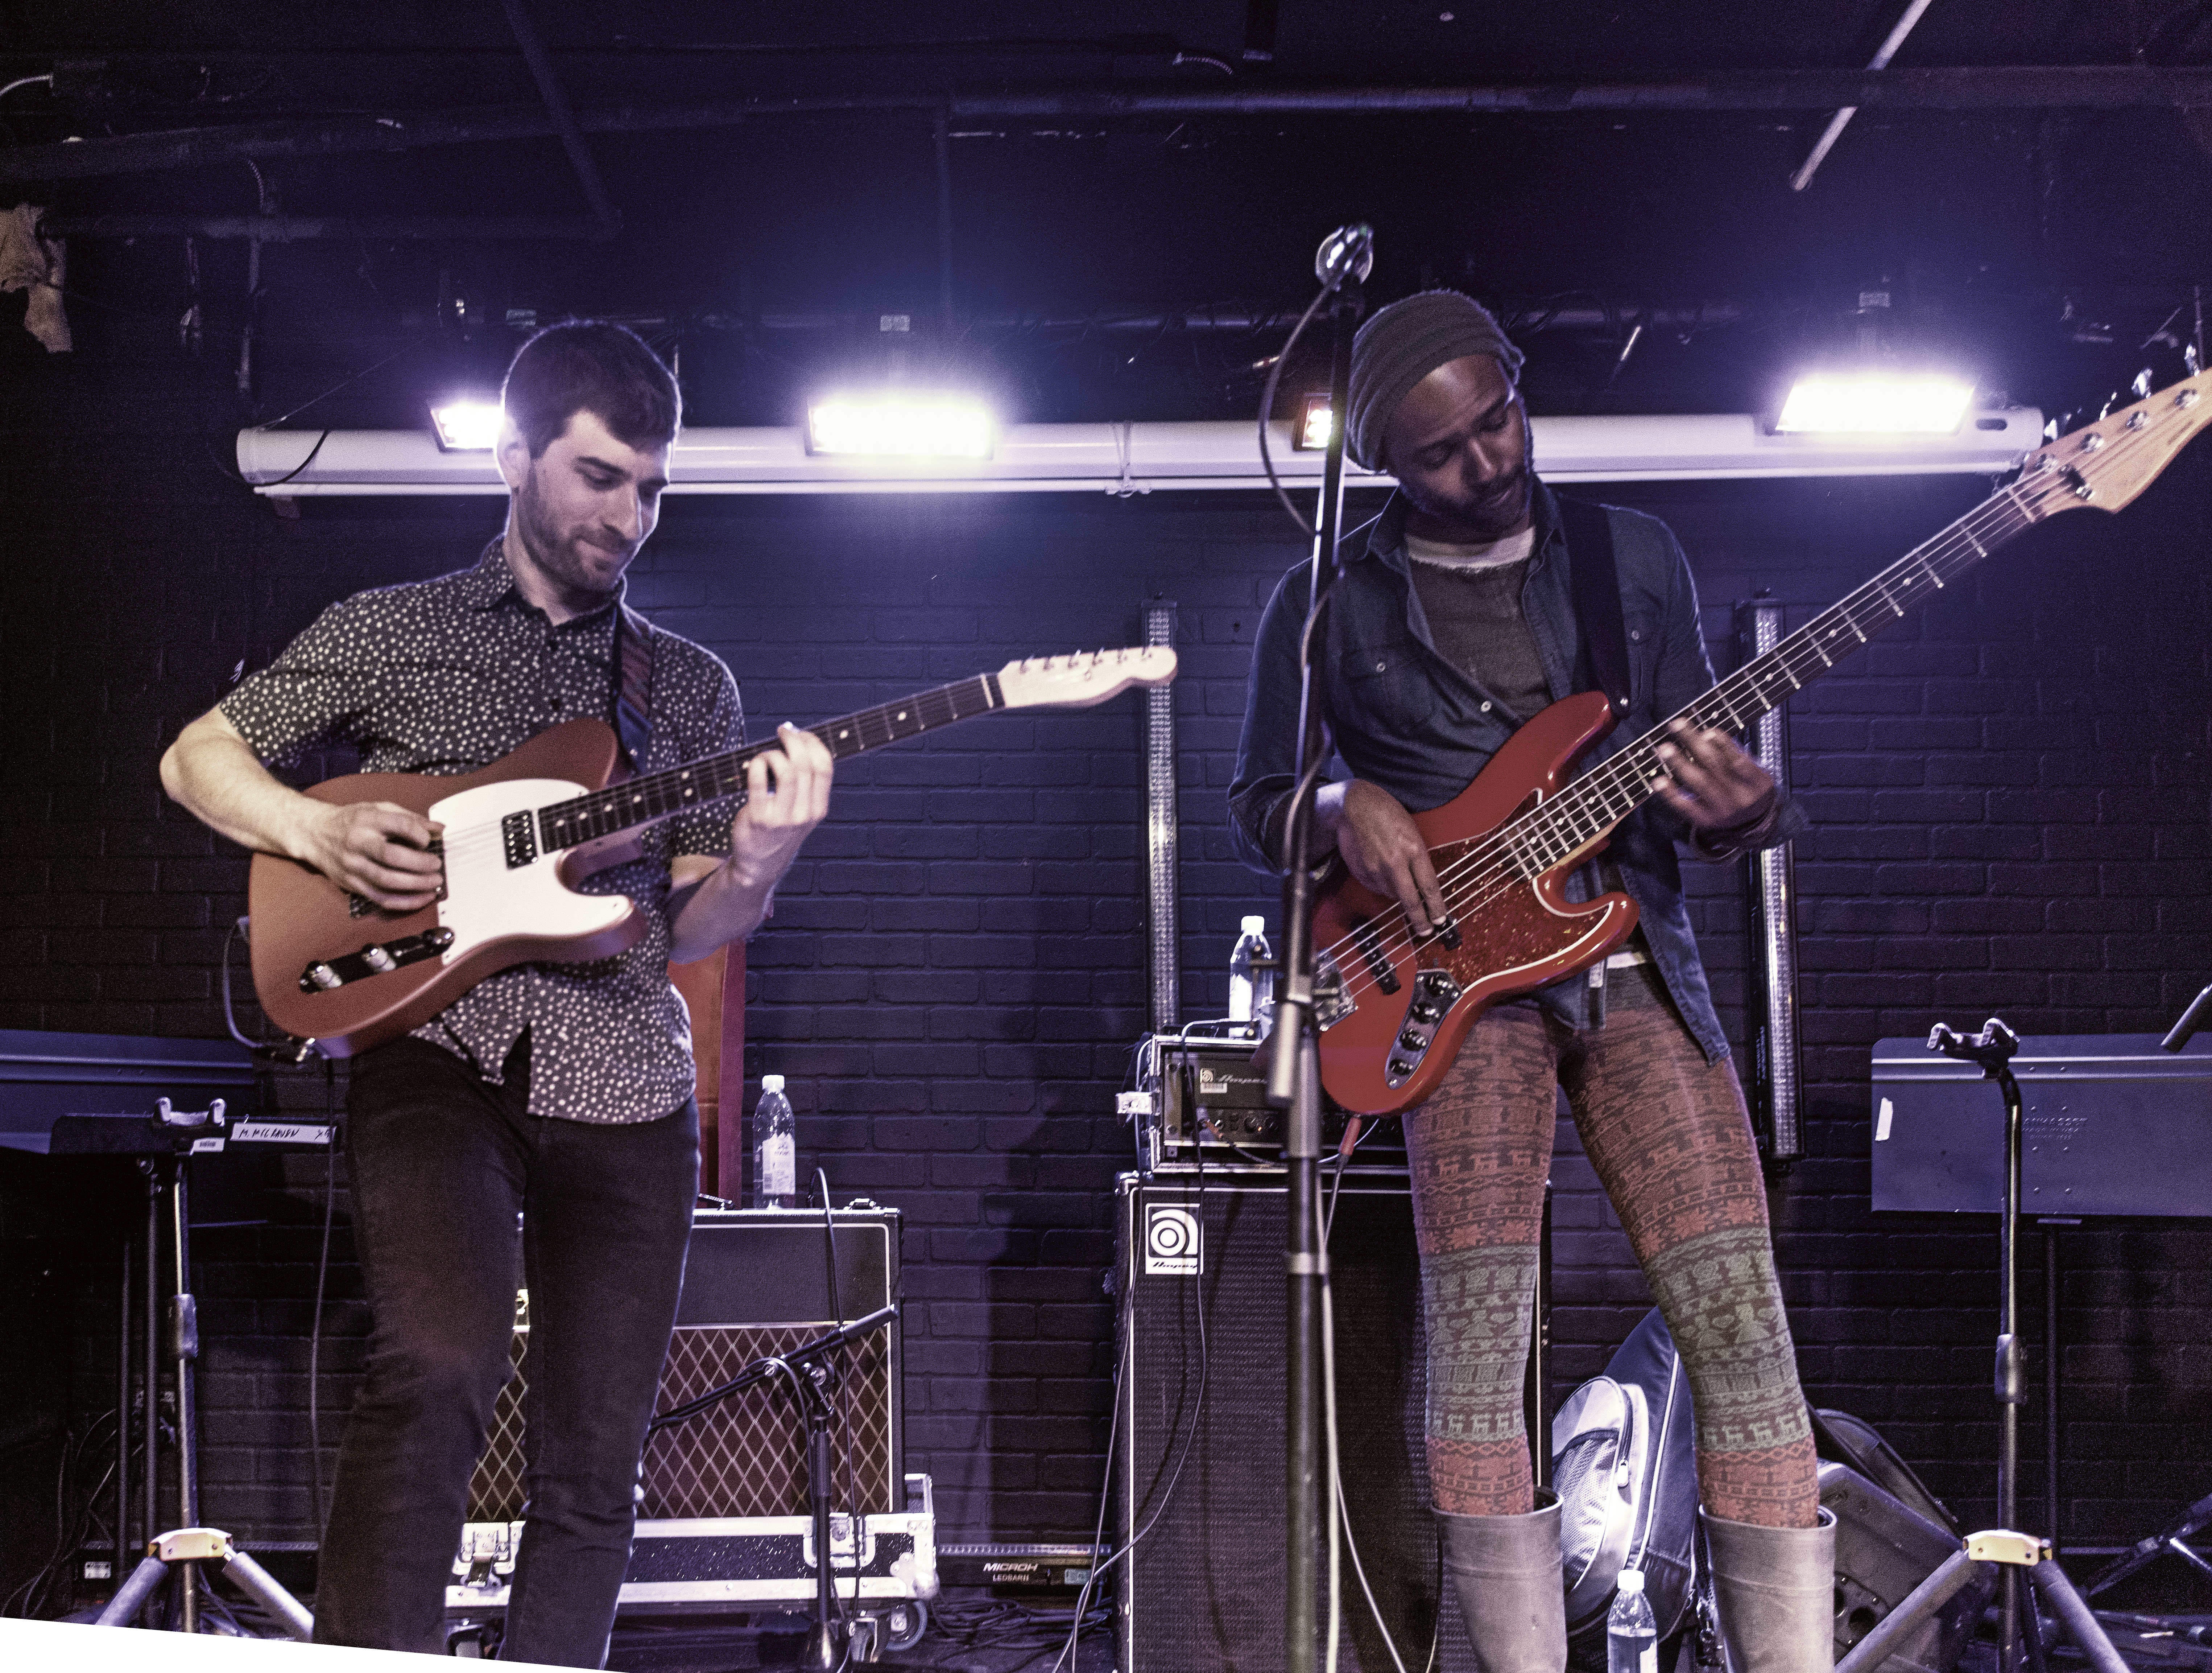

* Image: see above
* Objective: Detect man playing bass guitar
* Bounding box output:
[161,322,834,1666]
[1228,292,1830,1673]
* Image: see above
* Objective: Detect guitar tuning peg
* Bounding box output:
[2133,368,2155,399]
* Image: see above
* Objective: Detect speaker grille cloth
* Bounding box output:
[468,1323,893,1522]
[1122,1183,1472,1673]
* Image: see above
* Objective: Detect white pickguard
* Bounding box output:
[428,778,631,962]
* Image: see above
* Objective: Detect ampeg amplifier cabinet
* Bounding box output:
[1116,1171,1479,1673]
[453,1206,935,1622]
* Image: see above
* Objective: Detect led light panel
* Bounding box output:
[1774,373,1975,435]
[806,393,994,459]
[430,400,504,452]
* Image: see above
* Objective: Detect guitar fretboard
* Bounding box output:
[534,673,1004,853]
[1489,465,2079,878]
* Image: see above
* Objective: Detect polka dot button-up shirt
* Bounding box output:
[222,539,744,1122]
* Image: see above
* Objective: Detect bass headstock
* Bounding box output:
[2017,367,2212,521]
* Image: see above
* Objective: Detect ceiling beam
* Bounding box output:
[3,68,2207,186]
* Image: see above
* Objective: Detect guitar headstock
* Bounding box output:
[2018,367,2212,520]
[996,646,1178,709]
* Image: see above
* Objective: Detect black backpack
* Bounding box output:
[1552,1309,1707,1654]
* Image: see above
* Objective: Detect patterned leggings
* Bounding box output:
[1403,969,1819,1528]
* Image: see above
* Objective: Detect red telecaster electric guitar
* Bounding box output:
[249,647,1177,1055]
[1313,370,2212,1117]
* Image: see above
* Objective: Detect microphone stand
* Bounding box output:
[1268,224,1370,1673]
[647,1304,900,1671]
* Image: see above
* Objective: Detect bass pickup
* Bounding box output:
[299,927,456,994]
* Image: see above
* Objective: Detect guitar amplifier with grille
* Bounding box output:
[449,1206,935,1624]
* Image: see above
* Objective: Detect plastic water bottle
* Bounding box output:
[1228,916,1275,1037]
[753,1075,796,1209]
[1607,1567,1659,1673]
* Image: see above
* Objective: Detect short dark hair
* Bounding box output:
[501,320,681,458]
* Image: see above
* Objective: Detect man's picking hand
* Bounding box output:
[300,801,444,913]
[1323,779,1448,938]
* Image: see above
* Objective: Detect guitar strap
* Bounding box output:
[1556,495,1632,1026]
[1557,495,1631,720]
[611,602,656,771]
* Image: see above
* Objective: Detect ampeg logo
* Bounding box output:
[1143,1203,1202,1276]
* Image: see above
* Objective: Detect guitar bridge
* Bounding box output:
[1385,969,1462,1088]
[299,927,457,994]
[1312,951,1354,1031]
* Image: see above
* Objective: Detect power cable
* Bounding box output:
[307,1058,340,1545]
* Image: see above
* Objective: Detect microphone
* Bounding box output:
[1314,223,1374,291]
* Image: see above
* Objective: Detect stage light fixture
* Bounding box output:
[429,399,503,452]
[804,392,994,459]
[1773,372,1975,435]
[1292,393,1335,451]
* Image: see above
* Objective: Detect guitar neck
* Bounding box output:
[534,672,1004,853]
[1511,468,2072,871]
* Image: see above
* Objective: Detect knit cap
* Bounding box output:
[1346,290,1525,471]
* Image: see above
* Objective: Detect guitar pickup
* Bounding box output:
[299,927,457,994]
[1385,970,1463,1089]
[1346,916,1401,994]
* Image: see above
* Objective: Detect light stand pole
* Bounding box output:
[1267,222,1371,1673]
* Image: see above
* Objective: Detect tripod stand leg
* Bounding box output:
[2029,1562,2129,1673]
[2085,1488,2212,1596]
[223,1550,315,1641]
[1835,1550,1983,1673]
[96,1553,174,1627]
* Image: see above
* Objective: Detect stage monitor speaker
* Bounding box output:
[467,1207,903,1523]
[1115,1172,1479,1673]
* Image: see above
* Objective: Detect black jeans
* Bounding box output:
[314,1034,698,1666]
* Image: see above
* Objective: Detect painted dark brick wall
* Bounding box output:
[5,339,2212,1576]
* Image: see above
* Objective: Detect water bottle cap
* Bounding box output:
[1241,915,1266,934]
[761,1075,785,1093]
[1617,1568,1644,1594]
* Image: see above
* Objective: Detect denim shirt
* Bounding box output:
[1227,481,1803,1064]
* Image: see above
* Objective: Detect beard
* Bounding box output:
[513,468,633,596]
[1405,465,1532,540]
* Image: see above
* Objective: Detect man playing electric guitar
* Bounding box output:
[160,322,834,1665]
[1228,292,1830,1673]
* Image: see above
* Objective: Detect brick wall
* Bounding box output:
[5,340,2211,1570]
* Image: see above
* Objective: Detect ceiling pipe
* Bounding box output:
[498,0,621,239]
[4,69,2208,185]
[1791,0,1942,191]
[36,212,612,241]
[234,408,2045,498]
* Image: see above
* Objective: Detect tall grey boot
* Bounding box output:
[1441,1490,1567,1673]
[1702,1507,1837,1673]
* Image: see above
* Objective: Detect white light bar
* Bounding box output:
[237,408,2042,496]
[428,400,503,452]
[805,392,993,458]
[1774,373,1976,435]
